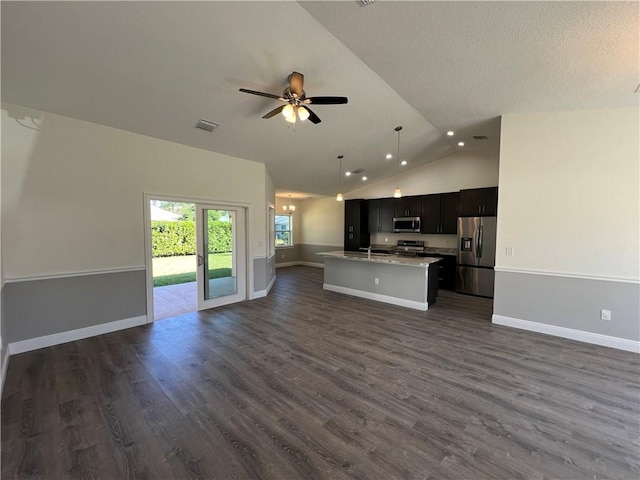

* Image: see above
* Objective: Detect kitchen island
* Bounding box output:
[317,251,441,311]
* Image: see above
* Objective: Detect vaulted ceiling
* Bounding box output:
[2,1,637,197]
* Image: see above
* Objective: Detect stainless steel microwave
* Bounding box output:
[393,217,421,233]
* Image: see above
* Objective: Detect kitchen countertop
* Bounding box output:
[318,251,441,267]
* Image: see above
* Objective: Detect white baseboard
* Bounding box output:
[492,314,640,353]
[276,262,299,268]
[1,345,10,397]
[253,274,277,299]
[324,283,428,311]
[276,261,324,269]
[9,315,148,355]
[266,274,276,294]
[299,262,324,268]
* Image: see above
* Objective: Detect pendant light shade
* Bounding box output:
[393,126,403,198]
[298,106,310,122]
[282,104,295,119]
[336,154,344,202]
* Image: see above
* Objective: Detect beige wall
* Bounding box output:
[296,149,499,248]
[298,197,344,246]
[497,107,639,280]
[347,150,499,200]
[2,104,269,280]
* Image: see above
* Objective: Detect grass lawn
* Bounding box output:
[153,253,232,287]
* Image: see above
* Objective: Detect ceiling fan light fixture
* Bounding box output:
[298,106,310,122]
[282,104,295,119]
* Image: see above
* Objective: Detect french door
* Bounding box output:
[196,204,247,310]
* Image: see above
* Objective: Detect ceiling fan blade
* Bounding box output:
[305,96,348,105]
[289,72,304,97]
[262,105,286,119]
[305,107,321,124]
[239,88,284,101]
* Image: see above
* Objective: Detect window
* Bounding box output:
[275,214,293,246]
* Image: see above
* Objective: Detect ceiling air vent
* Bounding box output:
[195,119,218,132]
[351,168,365,174]
[359,0,376,6]
[472,135,489,140]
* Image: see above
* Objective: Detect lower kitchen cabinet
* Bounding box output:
[419,254,456,290]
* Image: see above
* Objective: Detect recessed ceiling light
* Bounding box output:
[345,171,351,176]
[362,176,368,181]
[401,160,407,166]
[447,130,454,136]
[458,141,465,147]
[386,153,393,159]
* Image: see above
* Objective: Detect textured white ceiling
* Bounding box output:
[2,1,637,197]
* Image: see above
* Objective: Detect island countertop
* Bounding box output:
[318,251,441,267]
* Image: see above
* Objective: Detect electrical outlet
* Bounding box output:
[505,246,514,256]
[374,277,379,285]
[601,309,611,321]
[281,254,285,259]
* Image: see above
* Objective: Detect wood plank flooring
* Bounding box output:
[2,266,639,479]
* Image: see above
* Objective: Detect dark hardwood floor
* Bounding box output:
[2,266,639,479]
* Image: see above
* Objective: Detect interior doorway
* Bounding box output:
[145,196,248,321]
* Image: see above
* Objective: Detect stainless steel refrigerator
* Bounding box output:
[456,216,497,298]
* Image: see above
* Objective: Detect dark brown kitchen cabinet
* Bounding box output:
[344,199,370,251]
[395,196,422,217]
[459,187,498,216]
[368,198,395,233]
[420,192,460,234]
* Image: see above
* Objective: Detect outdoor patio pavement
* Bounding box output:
[153,281,197,320]
[153,277,238,320]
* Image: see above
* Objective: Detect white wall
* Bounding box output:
[2,104,269,280]
[497,107,639,280]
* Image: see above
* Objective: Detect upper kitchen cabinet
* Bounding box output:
[421,192,460,234]
[344,199,370,251]
[368,198,395,233]
[395,196,422,217]
[459,187,498,216]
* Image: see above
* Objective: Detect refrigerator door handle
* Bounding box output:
[477,225,483,258]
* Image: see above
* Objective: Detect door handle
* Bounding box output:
[197,254,204,266]
[477,226,483,258]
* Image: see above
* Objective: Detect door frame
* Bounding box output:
[143,193,252,323]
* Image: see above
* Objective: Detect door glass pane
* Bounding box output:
[204,209,237,300]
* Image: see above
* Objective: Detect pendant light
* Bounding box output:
[282,195,296,213]
[336,155,344,202]
[393,126,403,198]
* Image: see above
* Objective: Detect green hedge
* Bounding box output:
[151,220,232,257]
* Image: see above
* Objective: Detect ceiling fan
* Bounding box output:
[239,71,348,124]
